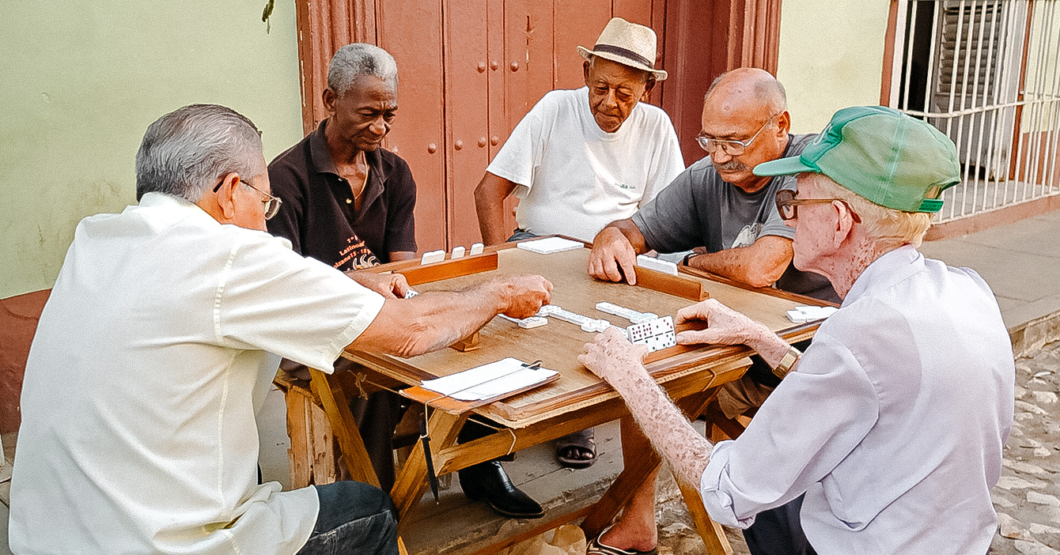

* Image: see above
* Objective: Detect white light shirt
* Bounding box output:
[487,87,684,242]
[10,193,385,555]
[700,246,1014,554]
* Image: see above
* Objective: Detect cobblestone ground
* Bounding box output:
[653,340,1060,555]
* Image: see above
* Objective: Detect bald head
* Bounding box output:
[699,68,791,193]
[705,68,787,117]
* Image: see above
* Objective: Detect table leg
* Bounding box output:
[309,369,380,488]
[675,388,733,555]
[391,410,466,525]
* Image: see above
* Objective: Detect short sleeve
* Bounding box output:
[754,180,797,240]
[215,233,385,371]
[267,156,307,255]
[639,116,685,207]
[699,331,879,525]
[633,166,706,253]
[486,98,549,189]
[385,156,418,254]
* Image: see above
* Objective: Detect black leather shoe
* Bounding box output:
[458,460,544,519]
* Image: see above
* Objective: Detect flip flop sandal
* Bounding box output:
[585,525,658,555]
[556,435,596,469]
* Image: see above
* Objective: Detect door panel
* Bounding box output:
[446,0,491,247]
[378,0,448,253]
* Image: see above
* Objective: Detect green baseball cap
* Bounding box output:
[754,106,960,212]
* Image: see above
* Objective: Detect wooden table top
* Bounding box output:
[345,245,821,427]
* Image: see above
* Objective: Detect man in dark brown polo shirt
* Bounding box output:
[268,43,543,520]
[269,44,417,268]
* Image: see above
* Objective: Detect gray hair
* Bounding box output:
[328,43,399,94]
[135,104,263,202]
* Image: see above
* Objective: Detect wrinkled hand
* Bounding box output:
[578,327,650,386]
[497,275,553,319]
[588,227,638,285]
[674,298,766,346]
[345,270,411,299]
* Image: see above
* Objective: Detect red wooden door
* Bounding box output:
[293,0,780,253]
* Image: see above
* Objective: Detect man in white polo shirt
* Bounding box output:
[9,104,551,555]
[473,16,683,474]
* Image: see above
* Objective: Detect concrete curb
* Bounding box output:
[1009,309,1060,359]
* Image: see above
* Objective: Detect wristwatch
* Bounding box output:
[772,345,802,379]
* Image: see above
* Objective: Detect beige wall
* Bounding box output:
[776,0,892,134]
[0,1,304,298]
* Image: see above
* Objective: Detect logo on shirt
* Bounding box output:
[616,183,635,190]
[731,223,763,249]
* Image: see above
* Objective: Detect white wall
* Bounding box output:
[776,1,893,134]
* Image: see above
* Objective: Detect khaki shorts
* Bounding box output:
[717,374,776,420]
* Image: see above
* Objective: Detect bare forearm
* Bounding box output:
[687,249,770,287]
[606,360,713,486]
[685,236,792,289]
[474,174,517,245]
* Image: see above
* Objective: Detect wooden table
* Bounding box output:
[306,242,824,555]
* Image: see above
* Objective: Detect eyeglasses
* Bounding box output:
[213,177,283,220]
[775,189,861,223]
[696,112,780,156]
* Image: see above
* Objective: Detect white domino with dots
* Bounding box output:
[498,314,548,329]
[469,243,484,256]
[636,254,679,276]
[537,305,612,333]
[403,290,419,299]
[626,316,677,353]
[595,302,657,324]
[451,246,466,259]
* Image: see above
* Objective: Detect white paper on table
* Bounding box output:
[420,357,558,401]
[516,237,583,254]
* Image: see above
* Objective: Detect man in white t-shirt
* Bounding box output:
[472,16,684,474]
[474,17,683,245]
[9,104,551,555]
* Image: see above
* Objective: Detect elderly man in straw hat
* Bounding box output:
[579,106,1014,554]
[472,17,683,482]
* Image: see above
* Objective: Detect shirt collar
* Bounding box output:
[842,244,923,307]
[308,119,393,207]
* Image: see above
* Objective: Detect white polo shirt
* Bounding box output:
[487,87,684,242]
[10,193,385,555]
[700,246,1014,554]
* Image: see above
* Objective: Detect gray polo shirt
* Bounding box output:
[633,134,838,301]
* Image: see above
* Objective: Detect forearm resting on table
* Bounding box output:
[350,283,507,358]
[609,363,713,487]
[686,236,792,289]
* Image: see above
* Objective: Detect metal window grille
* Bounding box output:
[888,0,1060,222]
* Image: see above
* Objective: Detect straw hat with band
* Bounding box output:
[754,106,960,213]
[577,18,668,81]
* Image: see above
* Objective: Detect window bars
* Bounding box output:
[888,0,1060,222]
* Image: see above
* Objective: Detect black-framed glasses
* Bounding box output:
[775,189,861,223]
[696,112,781,156]
[213,177,283,220]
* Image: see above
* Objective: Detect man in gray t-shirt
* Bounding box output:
[585,69,826,555]
[632,133,836,300]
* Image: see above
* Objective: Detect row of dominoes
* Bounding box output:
[421,243,485,265]
[497,314,549,329]
[636,254,678,276]
[595,302,658,324]
[786,305,838,323]
[536,304,613,333]
[498,302,676,353]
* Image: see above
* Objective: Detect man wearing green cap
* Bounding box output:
[579,106,1015,554]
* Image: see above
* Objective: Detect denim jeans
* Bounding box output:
[297,481,399,555]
